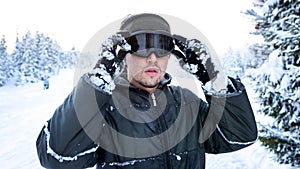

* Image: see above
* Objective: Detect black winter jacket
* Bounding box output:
[36,73,258,169]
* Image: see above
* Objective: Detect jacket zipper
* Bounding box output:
[152,92,172,168]
[151,92,172,168]
[151,93,157,107]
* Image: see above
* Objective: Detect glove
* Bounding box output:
[88,34,131,94]
[172,34,219,85]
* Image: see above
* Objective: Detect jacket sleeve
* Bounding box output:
[36,75,110,168]
[202,76,258,154]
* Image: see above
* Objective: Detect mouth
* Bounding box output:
[144,67,159,76]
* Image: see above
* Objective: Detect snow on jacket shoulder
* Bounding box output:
[36,73,257,169]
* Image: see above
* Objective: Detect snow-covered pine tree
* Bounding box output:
[34,32,61,81]
[35,32,49,81]
[44,35,62,76]
[10,35,25,85]
[246,0,300,166]
[60,46,79,69]
[10,31,66,86]
[248,43,271,68]
[16,31,41,85]
[220,48,251,77]
[11,34,25,84]
[0,35,9,86]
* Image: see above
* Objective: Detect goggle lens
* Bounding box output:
[126,33,174,57]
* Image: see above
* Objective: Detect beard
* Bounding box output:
[128,64,165,90]
[136,77,161,88]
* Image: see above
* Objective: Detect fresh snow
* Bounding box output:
[0,69,297,169]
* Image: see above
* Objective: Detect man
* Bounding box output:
[43,78,49,90]
[36,13,258,169]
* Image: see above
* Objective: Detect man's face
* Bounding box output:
[125,52,170,91]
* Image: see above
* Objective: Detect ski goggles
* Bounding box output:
[126,33,174,58]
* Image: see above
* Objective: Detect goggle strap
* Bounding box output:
[171,49,186,62]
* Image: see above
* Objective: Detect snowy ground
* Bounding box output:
[0,69,297,169]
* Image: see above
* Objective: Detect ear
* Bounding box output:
[123,54,126,62]
[124,52,130,64]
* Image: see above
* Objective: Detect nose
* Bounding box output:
[146,52,158,64]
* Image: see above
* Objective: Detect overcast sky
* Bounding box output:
[1,0,260,54]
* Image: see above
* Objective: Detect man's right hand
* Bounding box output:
[88,34,131,94]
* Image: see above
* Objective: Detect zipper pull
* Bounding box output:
[151,93,157,107]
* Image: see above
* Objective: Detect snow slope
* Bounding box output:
[0,69,296,169]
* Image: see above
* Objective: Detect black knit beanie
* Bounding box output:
[119,13,171,37]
